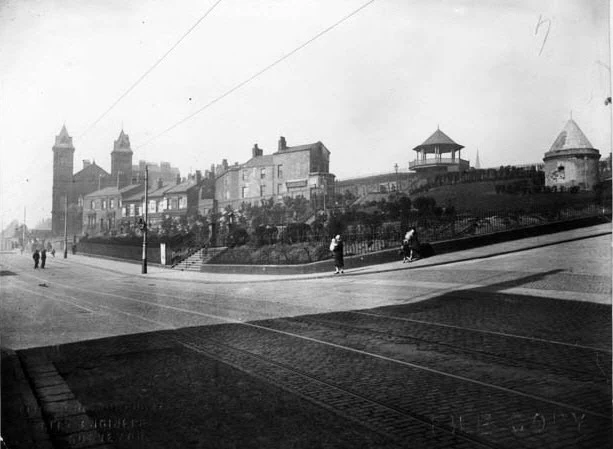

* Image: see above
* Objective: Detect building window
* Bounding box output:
[78,196,83,207]
[278,165,283,178]
[110,198,115,209]
[149,200,156,213]
[260,185,266,197]
[179,197,187,209]
[242,170,247,181]
[242,187,246,198]
[260,168,266,179]
[102,200,107,209]
[90,200,95,209]
[129,204,135,217]
[135,206,140,216]
[278,184,283,194]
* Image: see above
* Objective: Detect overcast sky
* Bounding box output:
[0,0,610,228]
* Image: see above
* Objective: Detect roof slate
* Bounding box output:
[243,155,274,167]
[414,128,463,150]
[549,119,595,151]
[73,163,110,179]
[165,179,199,194]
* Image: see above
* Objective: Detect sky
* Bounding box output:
[0,0,611,228]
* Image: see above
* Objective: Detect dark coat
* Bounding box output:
[408,232,419,250]
[332,241,344,267]
[33,251,40,261]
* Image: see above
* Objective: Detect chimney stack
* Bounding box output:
[157,178,163,189]
[176,173,181,185]
[83,160,91,169]
[196,170,202,184]
[252,144,263,158]
[278,136,287,151]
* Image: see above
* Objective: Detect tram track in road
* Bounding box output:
[5,269,611,446]
[275,312,612,384]
[6,262,611,417]
[354,311,612,353]
[175,324,611,449]
[175,328,502,449]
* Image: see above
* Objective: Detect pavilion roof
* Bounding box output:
[412,128,464,153]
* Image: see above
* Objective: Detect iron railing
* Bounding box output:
[207,201,610,265]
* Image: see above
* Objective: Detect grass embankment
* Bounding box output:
[409,182,601,212]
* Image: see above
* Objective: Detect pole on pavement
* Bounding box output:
[142,166,148,274]
[23,207,26,253]
[63,195,68,258]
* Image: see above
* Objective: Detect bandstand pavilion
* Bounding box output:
[409,127,469,178]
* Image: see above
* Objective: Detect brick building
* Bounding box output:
[51,125,181,237]
[215,137,335,211]
[82,184,144,235]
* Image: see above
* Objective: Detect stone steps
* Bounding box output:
[175,247,227,271]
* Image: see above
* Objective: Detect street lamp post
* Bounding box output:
[23,207,26,253]
[63,195,68,258]
[142,166,148,274]
[394,163,399,195]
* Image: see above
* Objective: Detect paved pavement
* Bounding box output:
[1,223,611,448]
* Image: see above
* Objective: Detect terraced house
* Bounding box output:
[215,136,335,211]
[82,184,144,235]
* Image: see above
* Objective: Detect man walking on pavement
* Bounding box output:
[32,249,40,269]
[40,248,47,269]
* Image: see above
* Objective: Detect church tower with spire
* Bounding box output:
[52,125,75,236]
[111,129,133,188]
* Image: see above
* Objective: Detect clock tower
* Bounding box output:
[52,125,75,236]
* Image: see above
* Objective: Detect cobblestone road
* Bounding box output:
[1,226,611,448]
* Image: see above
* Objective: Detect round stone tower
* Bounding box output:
[543,118,601,191]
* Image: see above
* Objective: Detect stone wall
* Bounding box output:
[543,150,600,190]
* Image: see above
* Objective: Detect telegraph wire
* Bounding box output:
[79,0,224,139]
[135,0,377,150]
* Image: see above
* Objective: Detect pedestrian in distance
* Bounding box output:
[32,249,40,269]
[51,248,56,258]
[40,248,47,269]
[329,234,344,274]
[405,227,420,262]
[401,237,411,263]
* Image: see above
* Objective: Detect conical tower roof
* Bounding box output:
[53,124,74,148]
[412,127,463,153]
[113,129,132,153]
[549,119,594,152]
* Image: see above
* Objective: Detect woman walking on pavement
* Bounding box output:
[405,227,419,262]
[330,234,344,274]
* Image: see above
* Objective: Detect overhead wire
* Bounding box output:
[135,0,377,150]
[78,0,224,139]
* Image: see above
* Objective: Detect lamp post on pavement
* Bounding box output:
[141,166,148,274]
[23,207,26,254]
[63,195,68,258]
[394,163,399,195]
